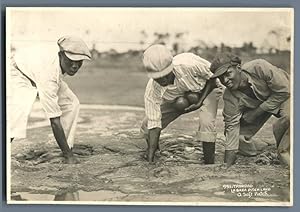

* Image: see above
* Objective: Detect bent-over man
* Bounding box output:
[8,36,91,164]
[140,44,223,164]
[210,53,290,167]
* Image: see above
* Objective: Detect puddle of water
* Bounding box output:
[12,190,127,201]
[11,192,54,201]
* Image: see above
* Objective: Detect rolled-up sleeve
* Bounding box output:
[223,89,242,150]
[253,60,290,113]
[144,79,163,129]
[37,79,62,119]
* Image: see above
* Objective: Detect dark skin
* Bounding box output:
[144,72,175,163]
[49,51,83,164]
[146,71,217,163]
[218,65,266,167]
[59,51,83,76]
[153,71,176,87]
[50,117,77,163]
[183,79,217,113]
[218,65,264,124]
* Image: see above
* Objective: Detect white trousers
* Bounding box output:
[8,66,80,148]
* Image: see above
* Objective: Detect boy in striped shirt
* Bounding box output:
[140,44,223,164]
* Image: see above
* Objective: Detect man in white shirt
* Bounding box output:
[8,36,91,164]
[140,44,223,164]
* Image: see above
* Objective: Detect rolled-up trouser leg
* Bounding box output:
[57,81,80,149]
[196,88,220,143]
[196,88,220,164]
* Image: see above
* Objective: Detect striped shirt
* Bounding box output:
[144,53,213,129]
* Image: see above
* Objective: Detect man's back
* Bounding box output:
[12,43,60,82]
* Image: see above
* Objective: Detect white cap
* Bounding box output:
[57,35,91,61]
[142,44,174,79]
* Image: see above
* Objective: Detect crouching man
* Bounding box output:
[8,36,91,164]
[209,53,290,167]
[140,44,223,164]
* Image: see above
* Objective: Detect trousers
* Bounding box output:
[8,64,79,148]
[238,101,290,164]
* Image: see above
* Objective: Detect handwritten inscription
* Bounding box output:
[222,184,273,198]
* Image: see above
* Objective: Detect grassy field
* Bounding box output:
[64,52,291,106]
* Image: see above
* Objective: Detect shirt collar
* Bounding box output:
[242,69,253,86]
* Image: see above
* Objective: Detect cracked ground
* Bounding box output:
[9,108,290,204]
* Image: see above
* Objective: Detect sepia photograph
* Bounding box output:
[6,7,293,206]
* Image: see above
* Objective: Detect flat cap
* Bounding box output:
[57,36,91,61]
[210,52,241,78]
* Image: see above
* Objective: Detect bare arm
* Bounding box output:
[147,128,161,163]
[197,78,217,106]
[184,78,217,113]
[50,117,78,164]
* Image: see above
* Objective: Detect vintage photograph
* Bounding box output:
[6,7,293,205]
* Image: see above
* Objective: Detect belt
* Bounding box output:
[17,68,37,87]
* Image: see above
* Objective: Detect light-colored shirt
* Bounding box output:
[223,59,290,149]
[144,53,213,129]
[12,45,66,118]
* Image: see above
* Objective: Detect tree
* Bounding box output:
[269,30,281,51]
[140,30,148,48]
[172,32,187,54]
[153,32,170,45]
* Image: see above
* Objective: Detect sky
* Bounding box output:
[7,8,293,52]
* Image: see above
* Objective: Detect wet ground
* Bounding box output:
[9,107,290,205]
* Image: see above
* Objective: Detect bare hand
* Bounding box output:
[215,86,224,98]
[184,103,201,113]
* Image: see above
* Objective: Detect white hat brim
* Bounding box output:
[65,52,91,61]
[147,63,174,79]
